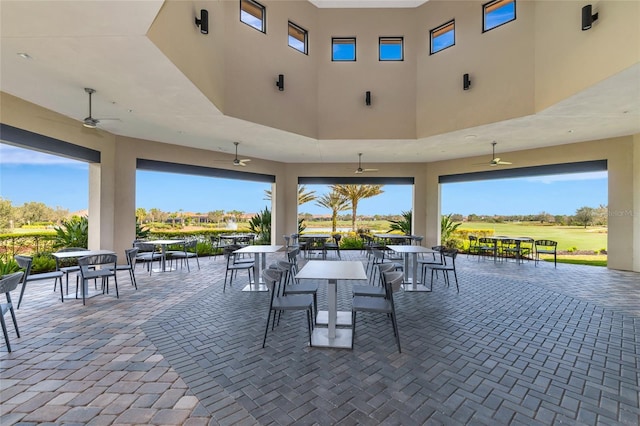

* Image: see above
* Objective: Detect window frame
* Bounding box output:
[331,37,357,62]
[288,21,308,55]
[378,36,404,62]
[482,0,516,33]
[240,0,266,33]
[430,20,455,55]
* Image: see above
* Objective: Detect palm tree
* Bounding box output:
[315,191,350,233]
[332,184,384,231]
[264,185,317,205]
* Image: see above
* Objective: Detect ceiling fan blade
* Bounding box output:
[363,168,379,172]
[239,158,251,162]
[496,160,512,165]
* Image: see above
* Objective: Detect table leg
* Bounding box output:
[242,252,268,292]
[403,252,431,292]
[311,278,352,348]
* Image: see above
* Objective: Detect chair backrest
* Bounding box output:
[125,248,139,266]
[78,254,117,275]
[442,249,458,265]
[0,271,24,294]
[468,235,478,242]
[134,242,156,252]
[333,234,342,243]
[478,237,493,245]
[184,239,197,252]
[371,248,385,261]
[382,271,404,298]
[262,268,282,294]
[535,240,557,249]
[14,255,33,278]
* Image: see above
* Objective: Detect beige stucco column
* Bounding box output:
[633,134,640,272]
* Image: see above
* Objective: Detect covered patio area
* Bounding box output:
[1,251,638,425]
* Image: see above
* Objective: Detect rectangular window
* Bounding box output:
[430,20,455,55]
[483,0,516,32]
[288,22,308,54]
[379,37,403,61]
[240,0,265,33]
[332,37,356,61]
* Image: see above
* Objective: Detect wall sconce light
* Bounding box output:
[581,5,598,30]
[463,73,471,90]
[365,91,371,106]
[195,9,209,34]
[276,74,284,91]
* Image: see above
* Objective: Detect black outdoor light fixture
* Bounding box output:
[195,9,209,34]
[276,74,284,91]
[365,91,371,106]
[463,73,471,90]
[581,5,598,30]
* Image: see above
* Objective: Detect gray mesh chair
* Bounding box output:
[535,240,558,268]
[0,272,24,352]
[169,240,200,271]
[110,248,139,289]
[425,249,459,292]
[352,262,395,298]
[262,268,313,348]
[223,247,254,292]
[54,247,87,295]
[15,255,64,309]
[352,270,403,353]
[77,254,119,305]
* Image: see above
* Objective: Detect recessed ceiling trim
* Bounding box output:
[309,0,428,8]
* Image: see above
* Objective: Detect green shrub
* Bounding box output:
[340,236,363,250]
[567,246,578,253]
[0,258,20,275]
[53,216,88,249]
[30,254,57,274]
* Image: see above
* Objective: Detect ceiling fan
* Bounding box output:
[232,142,251,166]
[355,153,378,174]
[82,88,119,128]
[475,142,512,166]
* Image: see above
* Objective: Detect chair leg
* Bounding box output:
[7,295,20,339]
[17,281,28,310]
[1,315,12,352]
[307,308,313,346]
[262,310,271,348]
[58,277,64,303]
[351,311,356,349]
[129,269,137,289]
[391,313,401,353]
[113,276,119,298]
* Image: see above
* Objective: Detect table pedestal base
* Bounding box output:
[403,283,432,292]
[311,327,352,348]
[316,310,351,326]
[242,283,268,292]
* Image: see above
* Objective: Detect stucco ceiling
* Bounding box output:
[1,0,639,165]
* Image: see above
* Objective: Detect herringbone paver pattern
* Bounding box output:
[1,251,638,425]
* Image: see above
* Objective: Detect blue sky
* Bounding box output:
[0,143,607,216]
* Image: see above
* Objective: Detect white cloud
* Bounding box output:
[0,143,83,165]
[525,171,608,184]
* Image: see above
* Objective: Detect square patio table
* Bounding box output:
[295,260,367,348]
[386,245,437,292]
[234,245,283,292]
[146,239,185,272]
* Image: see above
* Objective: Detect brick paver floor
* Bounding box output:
[1,250,638,425]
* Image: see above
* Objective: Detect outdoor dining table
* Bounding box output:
[234,245,283,292]
[295,260,367,348]
[386,245,437,292]
[300,234,330,259]
[146,239,185,272]
[52,249,116,300]
[486,236,533,263]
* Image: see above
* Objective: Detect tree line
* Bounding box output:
[452,205,609,228]
[0,198,70,230]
